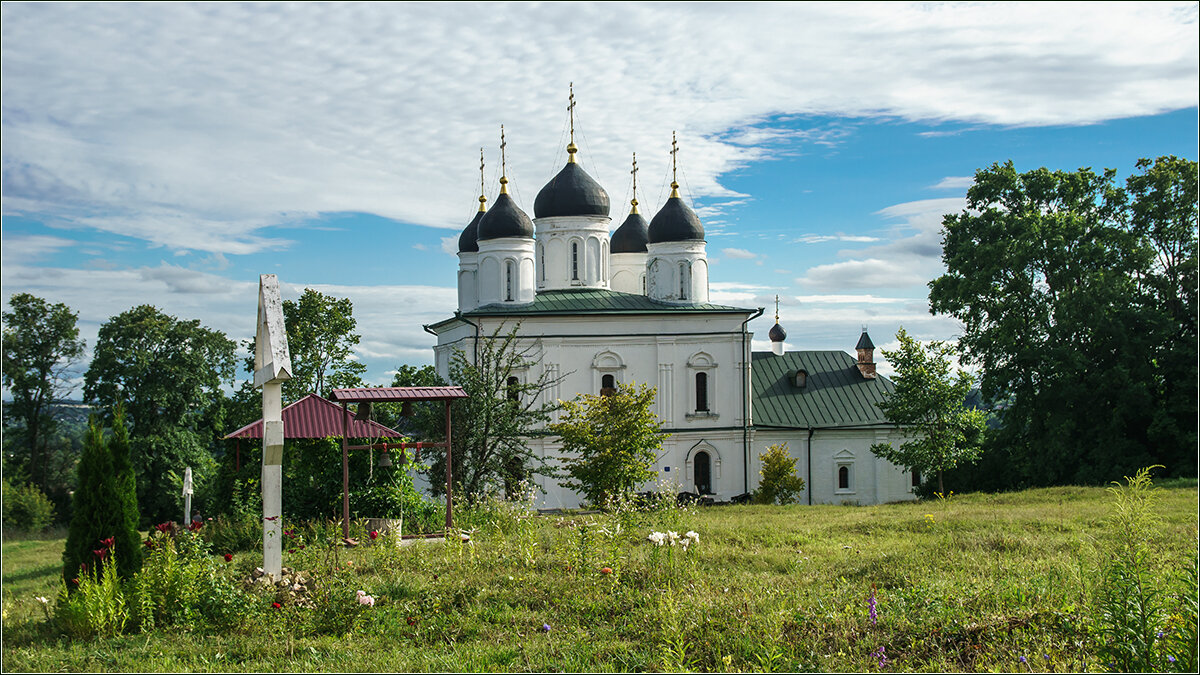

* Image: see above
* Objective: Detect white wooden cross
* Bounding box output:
[182,466,194,526]
[254,274,292,579]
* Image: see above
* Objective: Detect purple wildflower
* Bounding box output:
[1019,656,1027,663]
[1169,656,1176,663]
[868,587,878,625]
[873,646,887,669]
[542,623,551,633]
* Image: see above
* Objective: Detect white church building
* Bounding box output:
[426,123,918,509]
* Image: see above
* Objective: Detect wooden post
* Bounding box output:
[342,401,350,539]
[444,399,453,531]
[254,274,291,581]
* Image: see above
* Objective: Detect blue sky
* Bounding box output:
[2,2,1197,390]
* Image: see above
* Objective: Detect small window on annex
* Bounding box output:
[505,260,515,301]
[695,372,709,412]
[601,373,616,396]
[838,466,850,490]
[571,242,580,281]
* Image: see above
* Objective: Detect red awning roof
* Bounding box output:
[329,386,468,402]
[223,393,403,440]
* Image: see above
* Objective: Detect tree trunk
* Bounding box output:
[938,470,945,495]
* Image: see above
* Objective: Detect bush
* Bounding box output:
[2,479,56,533]
[755,443,806,505]
[350,466,443,534]
[63,413,142,584]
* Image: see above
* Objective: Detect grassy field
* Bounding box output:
[2,482,1196,672]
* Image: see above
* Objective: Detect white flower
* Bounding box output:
[667,531,680,546]
[358,594,375,607]
[648,531,667,546]
[685,531,700,544]
[34,596,49,605]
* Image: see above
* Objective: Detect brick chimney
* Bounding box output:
[855,328,876,379]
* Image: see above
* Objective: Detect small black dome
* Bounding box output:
[477,192,534,240]
[611,212,649,253]
[648,196,704,243]
[856,331,875,350]
[769,322,787,342]
[458,209,484,253]
[534,162,610,218]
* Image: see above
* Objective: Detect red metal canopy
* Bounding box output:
[224,393,402,440]
[329,386,467,402]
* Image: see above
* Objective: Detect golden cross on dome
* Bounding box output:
[499,125,509,194]
[630,152,639,214]
[567,82,578,163]
[670,131,680,198]
[775,295,781,322]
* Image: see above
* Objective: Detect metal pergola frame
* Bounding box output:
[329,386,468,537]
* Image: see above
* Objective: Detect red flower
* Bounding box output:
[71,578,80,585]
[144,540,155,549]
[264,516,279,522]
[100,537,115,549]
[223,553,233,562]
[600,567,613,575]
[288,549,295,554]
[271,602,282,609]
[369,530,379,540]
[299,545,306,550]
[155,522,173,533]
[92,548,107,559]
[407,616,417,626]
[188,520,203,532]
[80,563,88,573]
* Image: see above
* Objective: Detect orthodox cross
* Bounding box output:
[499,125,509,194]
[630,152,639,213]
[775,295,780,322]
[670,131,680,196]
[478,147,487,210]
[567,82,578,162]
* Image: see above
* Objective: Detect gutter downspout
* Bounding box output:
[807,426,815,505]
[427,312,482,367]
[741,307,765,496]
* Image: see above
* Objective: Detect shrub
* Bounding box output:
[55,549,129,637]
[131,527,247,632]
[204,513,262,553]
[63,412,142,584]
[1,479,56,533]
[755,443,806,505]
[350,466,443,534]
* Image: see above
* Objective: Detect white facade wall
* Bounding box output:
[456,251,478,312]
[476,237,536,305]
[750,429,918,506]
[609,252,647,294]
[646,240,709,304]
[533,215,611,290]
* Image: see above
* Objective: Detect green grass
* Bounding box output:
[2,484,1196,672]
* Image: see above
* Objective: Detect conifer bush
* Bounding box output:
[62,411,142,585]
[755,442,806,505]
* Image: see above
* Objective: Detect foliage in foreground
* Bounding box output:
[755,442,806,505]
[552,381,664,507]
[2,476,1196,673]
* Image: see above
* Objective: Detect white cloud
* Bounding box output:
[0,234,74,265]
[796,258,928,291]
[929,176,974,190]
[1,2,1194,255]
[793,233,883,244]
[722,248,758,260]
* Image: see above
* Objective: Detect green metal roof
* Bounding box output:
[752,351,895,429]
[464,288,753,317]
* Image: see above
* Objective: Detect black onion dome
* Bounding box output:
[648,196,704,243]
[856,331,875,350]
[477,192,534,240]
[534,162,610,218]
[458,209,484,253]
[769,323,787,343]
[610,212,649,253]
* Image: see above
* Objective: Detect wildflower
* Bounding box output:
[542,623,551,632]
[299,545,306,550]
[868,587,878,625]
[188,520,202,531]
[288,548,295,553]
[1168,656,1176,663]
[1157,631,1164,638]
[93,548,108,559]
[685,531,700,544]
[80,563,89,574]
[100,537,115,549]
[155,522,173,533]
[71,578,79,585]
[369,530,379,540]
[667,531,680,546]
[1019,656,1027,663]
[144,539,154,549]
[356,590,375,606]
[272,602,282,609]
[648,531,667,546]
[600,567,613,575]
[407,616,417,626]
[874,646,887,668]
[35,596,49,605]
[224,553,233,562]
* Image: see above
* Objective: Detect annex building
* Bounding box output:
[427,111,919,509]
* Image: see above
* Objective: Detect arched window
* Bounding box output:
[642,275,646,295]
[571,242,580,281]
[679,262,687,299]
[601,373,615,396]
[538,243,545,282]
[695,372,709,412]
[838,466,850,490]
[505,260,515,301]
[694,450,711,494]
[506,376,520,402]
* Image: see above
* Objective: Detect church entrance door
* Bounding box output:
[694,451,711,495]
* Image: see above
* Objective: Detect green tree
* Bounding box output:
[84,305,237,438]
[552,381,664,507]
[281,288,366,400]
[422,323,562,502]
[106,405,142,577]
[63,414,142,584]
[2,293,86,498]
[928,158,1197,486]
[755,442,806,505]
[869,328,987,494]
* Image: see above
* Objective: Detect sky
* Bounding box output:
[2,1,1197,392]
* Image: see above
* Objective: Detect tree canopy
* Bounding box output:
[2,293,86,495]
[869,328,987,494]
[280,288,366,400]
[552,381,664,507]
[929,157,1197,486]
